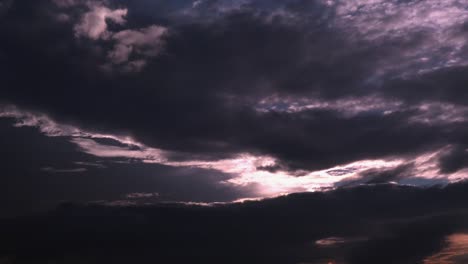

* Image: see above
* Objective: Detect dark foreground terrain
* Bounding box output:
[2,183,468,264]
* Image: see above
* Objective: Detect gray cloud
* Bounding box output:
[4,1,468,263]
[2,0,468,210]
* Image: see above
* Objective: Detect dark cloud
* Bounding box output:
[363,164,412,184]
[382,66,468,105]
[4,2,468,263]
[0,119,256,218]
[0,2,462,174]
[0,0,452,172]
[0,0,13,16]
[3,183,468,263]
[336,163,415,187]
[4,2,468,264]
[439,145,468,174]
[245,109,447,171]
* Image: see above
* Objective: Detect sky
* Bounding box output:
[3,0,468,263]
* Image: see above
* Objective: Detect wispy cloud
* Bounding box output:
[3,104,465,200]
[41,167,87,173]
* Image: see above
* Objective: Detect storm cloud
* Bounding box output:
[4,0,468,262]
[4,183,468,263]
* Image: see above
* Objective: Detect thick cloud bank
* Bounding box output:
[3,183,468,264]
[4,1,468,252]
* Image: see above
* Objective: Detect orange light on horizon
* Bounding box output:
[423,233,468,264]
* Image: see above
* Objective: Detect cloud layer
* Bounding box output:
[4,183,468,263]
[3,0,468,212]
